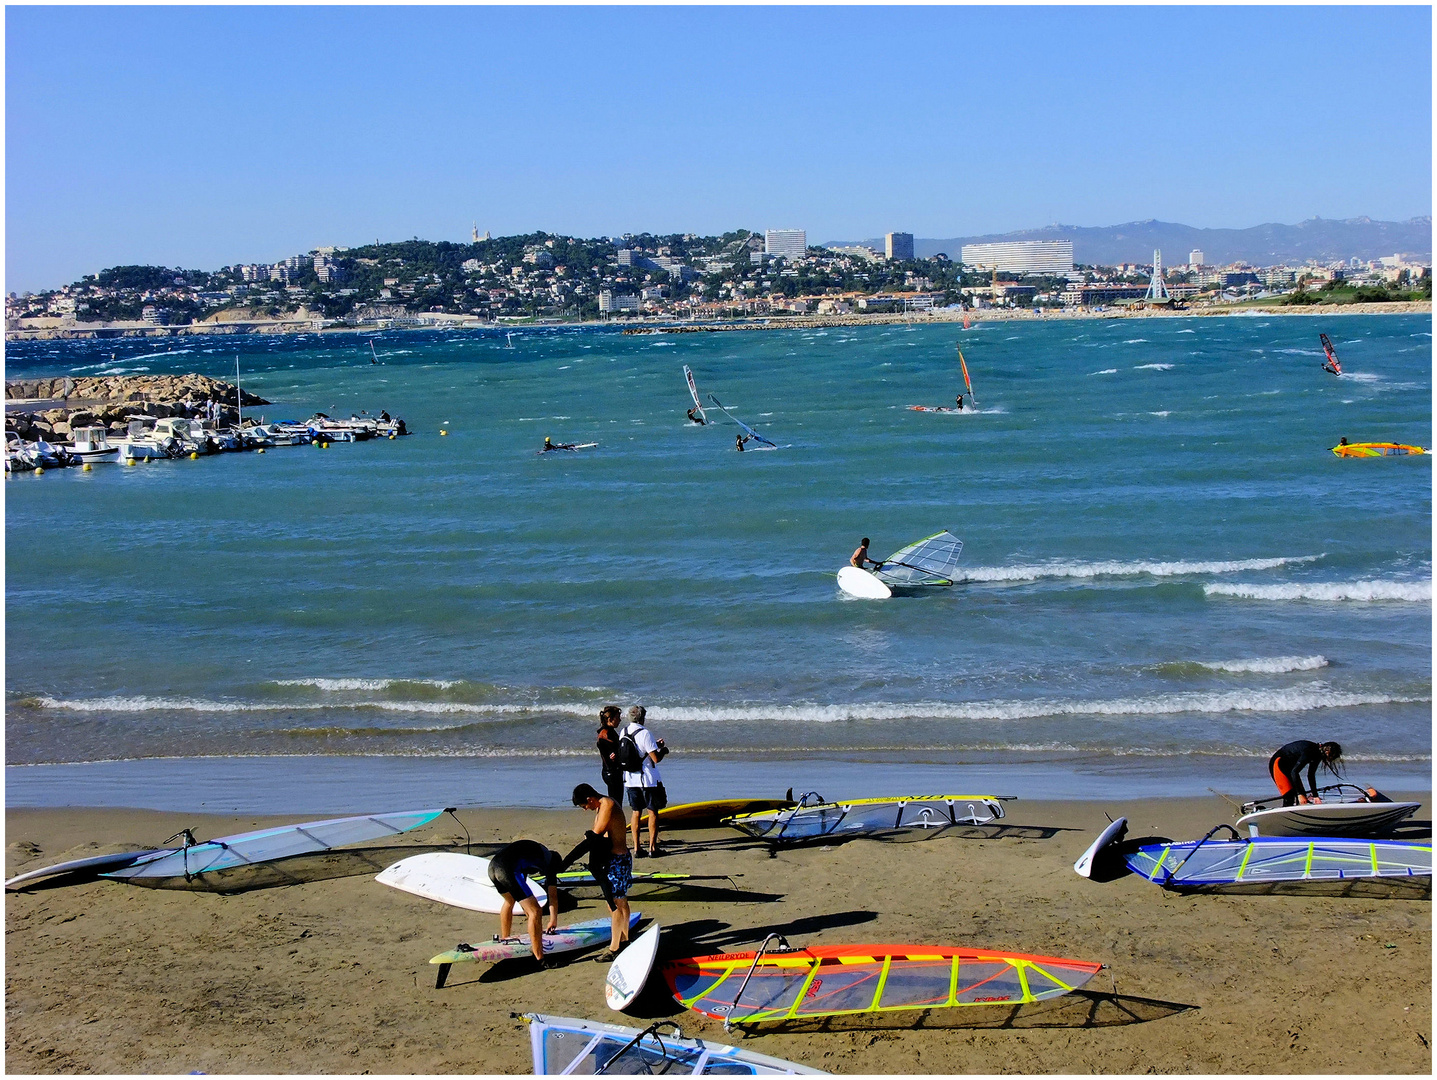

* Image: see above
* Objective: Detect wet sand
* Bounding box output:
[5,795,1430,1074]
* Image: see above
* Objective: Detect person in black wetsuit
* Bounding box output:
[687,408,706,426]
[1268,740,1343,806]
[595,704,624,804]
[488,839,567,965]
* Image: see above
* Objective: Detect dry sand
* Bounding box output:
[5,796,1430,1074]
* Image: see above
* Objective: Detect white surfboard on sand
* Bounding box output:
[606,922,661,1011]
[376,851,547,912]
[837,566,892,599]
[1074,817,1127,878]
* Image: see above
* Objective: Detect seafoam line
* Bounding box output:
[1205,580,1431,603]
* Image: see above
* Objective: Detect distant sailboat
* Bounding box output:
[506,332,516,350]
[369,340,381,365]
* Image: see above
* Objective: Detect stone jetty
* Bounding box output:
[5,374,270,442]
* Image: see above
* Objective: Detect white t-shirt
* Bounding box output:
[620,723,662,789]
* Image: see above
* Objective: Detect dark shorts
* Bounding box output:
[488,860,533,903]
[605,850,632,899]
[627,783,667,812]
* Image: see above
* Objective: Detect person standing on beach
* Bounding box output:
[570,783,632,959]
[620,706,668,858]
[486,840,563,967]
[1269,740,1343,806]
[595,705,624,804]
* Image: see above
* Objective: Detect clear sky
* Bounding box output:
[6,5,1431,292]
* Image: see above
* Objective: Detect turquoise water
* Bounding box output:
[5,315,1431,809]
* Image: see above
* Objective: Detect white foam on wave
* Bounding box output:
[1205,580,1431,602]
[1199,655,1329,674]
[1344,372,1382,383]
[962,554,1319,583]
[272,677,461,691]
[1135,363,1173,370]
[648,687,1426,724]
[1123,338,1149,344]
[1149,410,1171,417]
[1091,368,1118,375]
[27,696,597,717]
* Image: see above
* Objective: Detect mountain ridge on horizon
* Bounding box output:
[824,215,1432,266]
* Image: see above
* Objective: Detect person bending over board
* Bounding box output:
[850,538,883,571]
[487,840,565,967]
[687,408,706,426]
[570,783,632,960]
[622,706,669,858]
[1269,740,1343,806]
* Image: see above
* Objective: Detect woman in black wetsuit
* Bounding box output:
[1269,740,1343,806]
[595,705,624,804]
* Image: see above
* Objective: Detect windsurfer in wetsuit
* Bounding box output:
[1268,740,1343,807]
[956,395,964,411]
[687,408,706,426]
[487,840,565,966]
[542,436,575,452]
[735,434,748,452]
[569,783,632,959]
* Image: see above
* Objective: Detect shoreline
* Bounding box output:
[6,796,1430,1074]
[6,753,1431,816]
[6,300,1430,343]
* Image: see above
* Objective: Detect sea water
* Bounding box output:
[5,315,1431,811]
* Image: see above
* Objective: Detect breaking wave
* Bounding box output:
[1134,363,1173,370]
[1198,656,1329,674]
[273,677,461,691]
[1205,580,1431,603]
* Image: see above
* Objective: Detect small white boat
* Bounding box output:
[115,417,180,461]
[63,426,121,464]
[152,417,208,455]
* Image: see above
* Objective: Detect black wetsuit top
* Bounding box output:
[1270,740,1324,803]
[488,839,561,901]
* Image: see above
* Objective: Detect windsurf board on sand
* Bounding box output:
[607,922,661,1010]
[430,912,642,987]
[6,849,170,890]
[1073,817,1128,878]
[376,851,547,912]
[1235,800,1419,838]
[657,797,796,827]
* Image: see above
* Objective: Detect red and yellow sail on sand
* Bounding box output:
[664,944,1103,1023]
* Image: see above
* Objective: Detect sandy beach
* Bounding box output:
[5,795,1429,1074]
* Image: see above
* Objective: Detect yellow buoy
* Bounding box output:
[440,430,448,436]
[34,466,44,475]
[190,452,198,460]
[83,463,92,472]
[389,434,396,440]
[257,448,266,454]
[125,458,136,466]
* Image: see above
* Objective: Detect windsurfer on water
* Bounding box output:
[851,538,883,571]
[687,408,706,426]
[735,434,749,452]
[956,395,964,411]
[542,436,576,452]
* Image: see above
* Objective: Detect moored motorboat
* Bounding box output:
[63,426,121,464]
[115,416,180,461]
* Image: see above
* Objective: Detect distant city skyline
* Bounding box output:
[7,5,1431,293]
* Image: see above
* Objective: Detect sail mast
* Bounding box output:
[235,354,242,427]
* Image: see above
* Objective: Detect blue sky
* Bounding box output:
[7,5,1431,291]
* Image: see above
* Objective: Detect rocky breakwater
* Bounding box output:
[5,374,270,442]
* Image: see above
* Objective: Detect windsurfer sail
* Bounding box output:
[1319,333,1342,376]
[683,366,707,424]
[957,346,977,407]
[708,394,778,448]
[875,530,964,588]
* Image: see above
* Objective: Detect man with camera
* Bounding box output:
[619,705,669,858]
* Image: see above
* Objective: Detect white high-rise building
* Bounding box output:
[959,240,1073,274]
[764,229,807,259]
[1189,249,1204,269]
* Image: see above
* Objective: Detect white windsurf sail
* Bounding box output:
[875,530,964,587]
[708,394,777,448]
[104,807,449,879]
[683,365,706,421]
[525,1013,825,1075]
